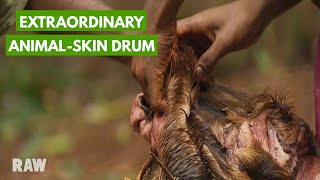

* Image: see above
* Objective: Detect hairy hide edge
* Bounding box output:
[139,44,315,180]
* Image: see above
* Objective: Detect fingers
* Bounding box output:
[140,120,152,143]
[146,70,165,111]
[195,35,229,81]
[177,15,205,36]
[130,93,147,133]
[177,17,195,36]
[178,14,228,81]
[132,49,169,111]
[130,96,166,150]
[130,93,152,143]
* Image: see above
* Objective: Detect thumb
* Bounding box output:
[194,35,230,81]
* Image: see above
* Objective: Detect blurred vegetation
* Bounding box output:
[0,0,319,179]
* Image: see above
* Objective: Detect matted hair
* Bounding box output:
[139,44,315,180]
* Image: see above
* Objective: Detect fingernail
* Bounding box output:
[195,66,204,81]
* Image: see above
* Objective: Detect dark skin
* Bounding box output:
[134,0,302,109]
[25,0,178,109]
[177,0,302,80]
[131,0,183,110]
[26,0,302,110]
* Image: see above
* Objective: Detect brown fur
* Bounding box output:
[139,44,315,180]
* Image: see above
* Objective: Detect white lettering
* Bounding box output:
[67,16,78,28]
[8,40,20,52]
[24,159,33,172]
[18,15,146,29]
[12,158,47,172]
[46,16,56,28]
[28,16,38,28]
[143,40,155,52]
[12,159,23,172]
[114,17,125,28]
[73,40,82,52]
[112,40,122,52]
[56,16,67,28]
[126,16,134,28]
[32,159,46,172]
[134,16,144,28]
[111,40,155,52]
[20,16,28,28]
[89,16,99,28]
[97,40,108,52]
[79,16,88,28]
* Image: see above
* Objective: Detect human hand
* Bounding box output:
[130,93,165,152]
[131,29,175,111]
[177,0,300,81]
[131,0,183,111]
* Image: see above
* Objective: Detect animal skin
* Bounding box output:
[134,44,320,180]
[130,0,320,178]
